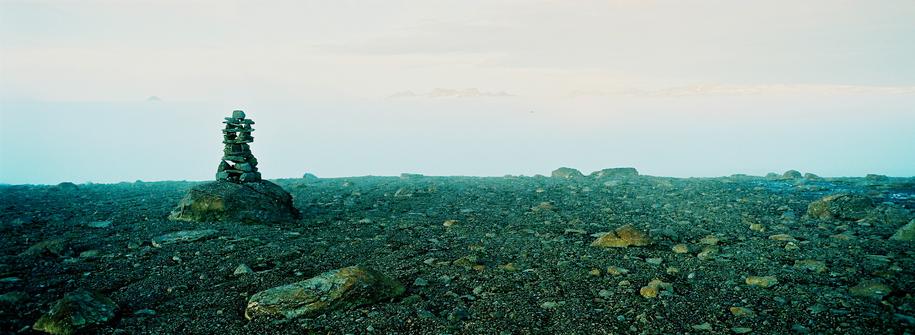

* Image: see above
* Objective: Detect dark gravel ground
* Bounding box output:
[1,174,914,334]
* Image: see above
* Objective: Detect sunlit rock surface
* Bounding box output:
[245,266,404,320]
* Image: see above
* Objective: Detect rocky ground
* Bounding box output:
[1,170,914,334]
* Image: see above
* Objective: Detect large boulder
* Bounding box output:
[590,167,639,179]
[168,180,300,224]
[551,167,584,179]
[33,289,117,335]
[245,266,404,320]
[806,193,875,221]
[782,170,803,179]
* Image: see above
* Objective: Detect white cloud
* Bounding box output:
[570,84,915,98]
[389,88,515,99]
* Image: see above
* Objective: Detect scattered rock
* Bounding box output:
[244,266,404,320]
[168,180,300,224]
[692,323,713,331]
[639,279,672,298]
[22,239,70,257]
[606,266,629,276]
[564,228,587,235]
[78,250,100,259]
[806,194,875,221]
[598,289,612,298]
[453,255,482,270]
[234,264,254,276]
[0,291,28,305]
[590,225,651,248]
[86,221,112,228]
[551,167,584,179]
[699,235,719,245]
[540,301,559,309]
[645,257,663,265]
[499,263,518,272]
[412,277,428,287]
[32,289,118,335]
[890,219,915,241]
[745,276,778,288]
[849,280,891,300]
[697,246,719,260]
[768,234,796,242]
[671,244,689,254]
[151,229,218,247]
[794,260,827,273]
[133,309,156,316]
[729,306,756,317]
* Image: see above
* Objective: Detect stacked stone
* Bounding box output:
[216,110,261,182]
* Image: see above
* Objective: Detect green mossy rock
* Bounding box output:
[168,180,300,224]
[33,289,117,335]
[551,167,584,179]
[806,193,875,221]
[891,219,915,241]
[245,266,404,320]
[590,167,639,179]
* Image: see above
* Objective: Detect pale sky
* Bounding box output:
[1,0,914,184]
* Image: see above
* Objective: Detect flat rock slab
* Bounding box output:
[245,266,404,320]
[168,180,300,224]
[151,229,218,247]
[33,289,117,335]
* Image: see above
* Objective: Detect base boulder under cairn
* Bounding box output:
[168,180,300,224]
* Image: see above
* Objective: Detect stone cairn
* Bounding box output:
[216,110,261,182]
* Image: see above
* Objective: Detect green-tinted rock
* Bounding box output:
[551,167,584,179]
[806,193,874,220]
[33,289,117,335]
[21,239,69,257]
[151,229,218,247]
[890,219,915,241]
[783,170,803,179]
[590,167,639,179]
[168,180,300,224]
[0,291,28,305]
[849,280,891,300]
[245,266,404,320]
